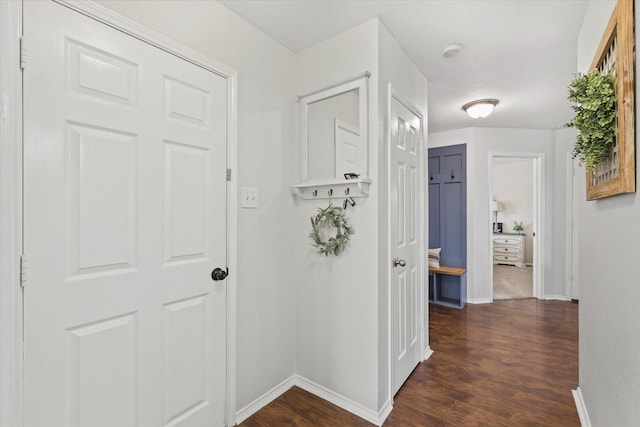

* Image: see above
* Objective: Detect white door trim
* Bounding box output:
[566,154,578,301]
[386,84,426,405]
[0,2,24,426]
[0,1,239,425]
[488,152,545,300]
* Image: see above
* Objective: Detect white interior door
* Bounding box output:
[23,2,228,426]
[390,93,422,395]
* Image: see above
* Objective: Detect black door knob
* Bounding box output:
[211,267,228,281]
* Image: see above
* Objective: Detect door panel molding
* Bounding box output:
[54,1,236,78]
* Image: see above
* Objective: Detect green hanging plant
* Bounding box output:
[309,204,353,256]
[565,71,617,171]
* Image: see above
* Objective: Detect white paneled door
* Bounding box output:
[23,2,228,426]
[390,92,423,395]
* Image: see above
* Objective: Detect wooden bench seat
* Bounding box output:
[429,266,466,276]
[428,265,467,309]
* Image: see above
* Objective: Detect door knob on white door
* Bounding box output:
[211,267,228,281]
[393,258,406,267]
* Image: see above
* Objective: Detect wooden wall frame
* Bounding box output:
[586,0,635,200]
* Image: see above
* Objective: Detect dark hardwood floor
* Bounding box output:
[239,299,579,426]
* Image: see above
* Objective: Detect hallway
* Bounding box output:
[240,299,579,426]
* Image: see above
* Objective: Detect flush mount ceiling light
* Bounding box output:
[462,99,499,119]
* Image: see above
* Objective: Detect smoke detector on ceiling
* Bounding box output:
[442,43,463,58]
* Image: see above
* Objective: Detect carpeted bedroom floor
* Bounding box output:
[493,265,533,300]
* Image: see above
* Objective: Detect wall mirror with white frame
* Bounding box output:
[299,76,368,182]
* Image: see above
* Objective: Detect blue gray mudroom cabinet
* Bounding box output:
[428,144,467,308]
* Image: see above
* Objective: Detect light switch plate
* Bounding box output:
[241,187,259,209]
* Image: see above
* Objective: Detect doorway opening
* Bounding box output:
[489,153,544,300]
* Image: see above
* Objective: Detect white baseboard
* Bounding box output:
[467,296,572,303]
[295,375,388,426]
[423,346,434,361]
[467,298,493,304]
[235,375,296,424]
[235,374,390,426]
[572,387,591,427]
[377,398,393,426]
[545,295,571,301]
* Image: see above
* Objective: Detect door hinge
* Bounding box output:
[226,168,231,181]
[20,254,28,288]
[19,36,26,70]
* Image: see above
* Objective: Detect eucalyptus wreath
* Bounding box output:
[565,71,617,170]
[309,204,353,256]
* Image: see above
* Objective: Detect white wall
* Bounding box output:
[576,1,640,425]
[293,18,429,418]
[493,159,534,263]
[294,19,381,412]
[429,127,565,301]
[94,0,299,414]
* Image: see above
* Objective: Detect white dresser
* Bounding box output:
[493,234,525,267]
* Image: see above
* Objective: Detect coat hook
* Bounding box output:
[328,188,333,197]
[345,187,350,195]
[450,169,455,179]
[312,190,318,197]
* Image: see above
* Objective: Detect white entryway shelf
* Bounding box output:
[292,178,371,200]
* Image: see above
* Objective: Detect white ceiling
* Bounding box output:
[220,0,590,133]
